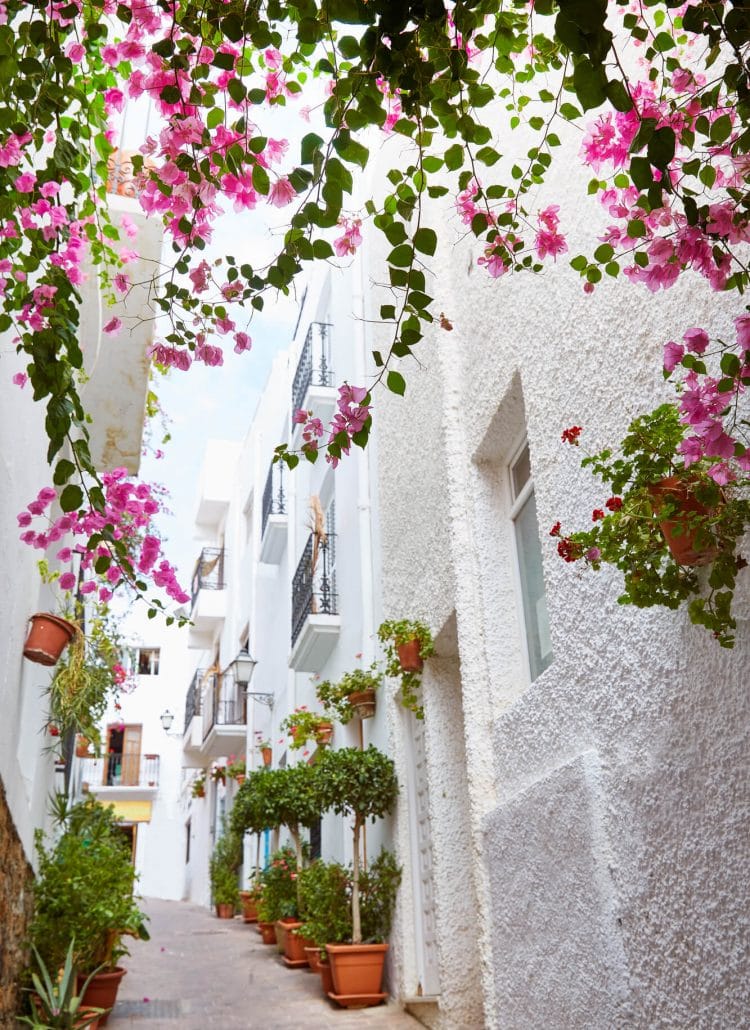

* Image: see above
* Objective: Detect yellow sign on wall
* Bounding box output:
[105,800,152,823]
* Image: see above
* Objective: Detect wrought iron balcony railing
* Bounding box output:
[261,460,286,537]
[202,676,247,741]
[81,753,160,789]
[291,321,333,418]
[190,547,226,609]
[184,668,205,732]
[291,531,338,646]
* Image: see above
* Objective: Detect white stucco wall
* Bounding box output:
[373,110,749,1028]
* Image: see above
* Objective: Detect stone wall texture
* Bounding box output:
[0,776,33,1027]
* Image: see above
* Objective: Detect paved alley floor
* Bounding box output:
[107,898,421,1029]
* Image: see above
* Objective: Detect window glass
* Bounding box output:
[514,490,553,680]
[511,443,531,501]
[137,648,160,676]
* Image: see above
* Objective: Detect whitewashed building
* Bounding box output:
[182,264,395,906]
[369,122,750,1027]
[0,189,162,1019]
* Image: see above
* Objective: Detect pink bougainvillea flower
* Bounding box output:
[268,177,295,207]
[59,572,76,591]
[12,372,27,388]
[103,317,123,336]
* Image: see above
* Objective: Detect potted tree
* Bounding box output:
[30,798,149,1026]
[316,746,399,1004]
[209,822,242,918]
[377,620,435,719]
[261,764,325,965]
[231,771,279,923]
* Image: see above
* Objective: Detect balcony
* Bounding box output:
[289,532,340,672]
[189,547,226,648]
[80,754,160,800]
[291,322,336,444]
[201,671,248,759]
[183,668,204,760]
[260,461,287,564]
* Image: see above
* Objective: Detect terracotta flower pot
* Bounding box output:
[327,942,389,997]
[33,995,100,1028]
[305,946,322,973]
[319,956,334,995]
[216,903,235,919]
[648,477,721,566]
[396,638,423,672]
[284,926,309,964]
[75,736,93,759]
[23,612,78,666]
[275,917,300,954]
[239,891,259,922]
[258,921,276,945]
[234,773,246,786]
[347,689,376,719]
[77,967,126,1027]
[315,723,333,746]
[261,747,272,767]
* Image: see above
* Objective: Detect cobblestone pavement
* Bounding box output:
[107,898,421,1030]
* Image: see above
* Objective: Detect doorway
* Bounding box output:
[104,724,142,786]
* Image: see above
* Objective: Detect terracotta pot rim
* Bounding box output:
[326,942,389,954]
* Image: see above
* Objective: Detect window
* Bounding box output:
[510,442,553,682]
[137,648,160,676]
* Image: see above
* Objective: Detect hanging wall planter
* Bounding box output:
[647,477,721,567]
[261,746,272,767]
[347,689,376,719]
[23,612,78,666]
[396,639,423,672]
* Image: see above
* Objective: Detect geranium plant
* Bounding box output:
[226,755,246,780]
[377,620,435,719]
[210,764,226,784]
[554,401,750,647]
[280,708,333,751]
[191,773,206,799]
[315,660,384,725]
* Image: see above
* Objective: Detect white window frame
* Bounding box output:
[508,436,553,684]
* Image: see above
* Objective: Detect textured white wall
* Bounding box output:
[374,113,749,1027]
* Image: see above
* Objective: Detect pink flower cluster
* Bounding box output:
[293,384,371,467]
[665,315,750,485]
[18,468,189,604]
[334,218,362,257]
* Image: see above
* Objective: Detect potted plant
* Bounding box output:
[191,773,206,798]
[209,821,241,918]
[377,620,435,719]
[210,764,226,785]
[226,755,246,784]
[23,611,79,666]
[280,708,333,751]
[231,770,279,924]
[30,797,149,1026]
[297,860,351,980]
[554,404,750,647]
[256,846,299,949]
[255,733,272,767]
[20,943,104,1029]
[315,661,384,723]
[316,746,399,1005]
[48,608,125,751]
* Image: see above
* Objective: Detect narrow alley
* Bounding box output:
[107,899,422,1030]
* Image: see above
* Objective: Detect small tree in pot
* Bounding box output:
[315,746,399,1003]
[209,820,242,917]
[231,769,280,919]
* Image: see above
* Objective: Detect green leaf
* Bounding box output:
[387,370,406,396]
[53,459,76,486]
[413,228,437,256]
[388,244,413,267]
[572,58,607,111]
[59,485,83,512]
[647,127,676,169]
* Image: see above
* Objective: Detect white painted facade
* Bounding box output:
[0,194,161,866]
[183,265,396,908]
[71,604,191,901]
[370,116,750,1027]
